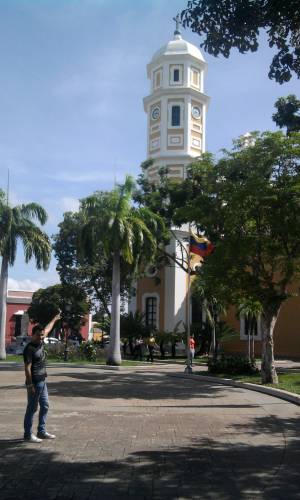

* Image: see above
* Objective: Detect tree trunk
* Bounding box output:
[107,250,121,366]
[248,325,251,362]
[0,256,9,360]
[252,320,255,361]
[171,341,176,358]
[261,308,279,384]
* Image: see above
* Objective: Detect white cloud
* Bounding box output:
[61,197,80,213]
[46,170,125,183]
[8,278,43,292]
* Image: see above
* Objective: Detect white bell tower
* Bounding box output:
[129,22,210,333]
[144,18,210,183]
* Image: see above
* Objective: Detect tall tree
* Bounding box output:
[273,95,300,134]
[0,197,51,359]
[53,211,131,318]
[180,0,300,83]
[80,176,168,366]
[154,131,300,384]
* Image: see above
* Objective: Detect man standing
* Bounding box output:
[23,313,60,443]
[133,335,144,361]
[189,334,196,366]
[146,333,156,362]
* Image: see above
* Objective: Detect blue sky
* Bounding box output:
[0,0,299,291]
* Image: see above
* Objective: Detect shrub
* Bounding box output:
[80,341,97,361]
[208,355,258,375]
[44,341,106,363]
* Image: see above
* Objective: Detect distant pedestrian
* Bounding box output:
[23,313,60,443]
[146,333,156,362]
[189,334,196,366]
[133,335,144,361]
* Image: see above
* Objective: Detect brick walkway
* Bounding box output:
[0,364,300,499]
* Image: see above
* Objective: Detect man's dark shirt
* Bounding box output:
[23,342,47,383]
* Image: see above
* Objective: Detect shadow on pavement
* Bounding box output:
[0,370,230,403]
[45,371,228,401]
[0,418,299,500]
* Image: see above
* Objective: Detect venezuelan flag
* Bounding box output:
[189,232,214,257]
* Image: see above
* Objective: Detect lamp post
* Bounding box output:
[63,301,72,362]
[184,223,193,374]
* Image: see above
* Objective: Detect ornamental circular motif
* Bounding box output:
[145,264,158,278]
[191,106,201,119]
[151,107,160,120]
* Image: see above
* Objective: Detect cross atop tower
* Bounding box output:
[173,14,182,36]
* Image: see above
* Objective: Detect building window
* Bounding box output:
[173,69,179,82]
[191,69,200,87]
[171,105,181,126]
[240,315,262,340]
[14,315,22,337]
[145,297,157,327]
[170,64,183,85]
[245,317,258,337]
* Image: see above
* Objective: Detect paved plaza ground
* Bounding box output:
[0,363,300,500]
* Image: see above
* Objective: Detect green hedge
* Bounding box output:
[208,355,258,375]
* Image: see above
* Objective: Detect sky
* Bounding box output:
[0,0,299,291]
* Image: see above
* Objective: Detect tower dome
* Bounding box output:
[151,34,205,64]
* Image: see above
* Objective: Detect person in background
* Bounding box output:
[189,334,196,366]
[146,333,156,362]
[133,335,144,361]
[23,313,60,443]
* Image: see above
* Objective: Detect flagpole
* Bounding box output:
[185,223,192,374]
[6,169,10,205]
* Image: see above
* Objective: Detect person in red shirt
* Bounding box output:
[189,334,196,366]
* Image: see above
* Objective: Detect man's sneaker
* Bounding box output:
[24,434,42,443]
[37,431,56,440]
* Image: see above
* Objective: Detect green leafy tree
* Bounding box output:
[80,176,168,366]
[163,131,300,384]
[0,195,51,359]
[192,277,230,360]
[135,162,195,275]
[237,298,263,361]
[53,211,131,318]
[120,311,151,355]
[120,311,151,340]
[180,0,300,83]
[273,95,300,134]
[27,284,89,333]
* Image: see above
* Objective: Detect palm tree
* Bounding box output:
[81,175,167,366]
[0,195,51,359]
[191,279,227,360]
[237,298,263,361]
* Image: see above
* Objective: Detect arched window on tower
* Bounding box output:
[171,105,181,126]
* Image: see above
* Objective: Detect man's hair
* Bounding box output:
[32,324,43,336]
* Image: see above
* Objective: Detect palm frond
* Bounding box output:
[19,203,48,225]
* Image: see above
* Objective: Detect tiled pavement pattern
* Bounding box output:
[0,364,300,500]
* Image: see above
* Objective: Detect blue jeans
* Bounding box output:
[24,381,49,438]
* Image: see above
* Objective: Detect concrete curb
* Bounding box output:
[170,372,300,406]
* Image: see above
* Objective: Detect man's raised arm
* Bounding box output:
[44,313,61,338]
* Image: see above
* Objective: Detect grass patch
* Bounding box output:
[198,371,300,395]
[3,355,24,362]
[2,355,151,367]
